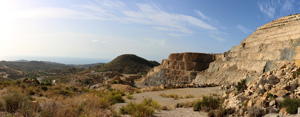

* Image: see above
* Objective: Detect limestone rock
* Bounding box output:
[276,90,289,97]
[143,53,218,86]
[269,100,276,107]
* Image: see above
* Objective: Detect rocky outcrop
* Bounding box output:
[222,62,300,116]
[194,14,300,85]
[143,14,300,86]
[142,53,219,86]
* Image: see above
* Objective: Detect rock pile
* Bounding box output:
[222,61,300,116]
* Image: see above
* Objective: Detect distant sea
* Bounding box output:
[1,56,110,65]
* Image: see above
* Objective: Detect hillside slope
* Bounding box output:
[0,61,71,72]
[143,13,300,86]
[91,54,160,74]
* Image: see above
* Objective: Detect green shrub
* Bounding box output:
[127,94,133,99]
[293,71,300,78]
[281,98,300,114]
[236,79,247,93]
[193,96,222,112]
[53,89,74,97]
[41,86,48,91]
[28,87,36,95]
[111,94,125,104]
[119,98,159,116]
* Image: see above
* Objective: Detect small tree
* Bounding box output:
[236,79,247,93]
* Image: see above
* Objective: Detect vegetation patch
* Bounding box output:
[193,96,222,112]
[160,93,194,100]
[119,98,160,117]
[281,98,300,114]
[236,79,247,93]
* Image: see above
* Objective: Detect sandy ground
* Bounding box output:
[114,87,223,109]
[114,87,224,116]
[154,108,207,117]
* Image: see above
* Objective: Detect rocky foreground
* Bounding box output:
[222,62,300,116]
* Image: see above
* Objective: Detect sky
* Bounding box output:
[0,0,299,64]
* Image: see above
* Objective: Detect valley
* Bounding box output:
[3,13,300,117]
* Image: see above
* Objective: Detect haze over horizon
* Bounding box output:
[1,0,299,64]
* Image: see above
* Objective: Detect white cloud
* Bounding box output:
[281,0,294,13]
[6,1,217,36]
[258,0,296,18]
[236,25,252,34]
[195,10,210,20]
[210,35,225,42]
[122,4,216,35]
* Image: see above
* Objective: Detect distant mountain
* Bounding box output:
[91,54,160,74]
[69,63,105,69]
[0,60,71,72]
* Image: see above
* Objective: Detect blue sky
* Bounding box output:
[0,0,299,64]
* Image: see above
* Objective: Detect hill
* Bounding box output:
[91,54,160,74]
[0,60,71,72]
[69,63,105,69]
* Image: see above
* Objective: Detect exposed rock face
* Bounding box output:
[144,14,300,86]
[194,14,300,85]
[142,53,219,86]
[222,62,300,116]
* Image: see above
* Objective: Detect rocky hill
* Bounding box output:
[143,14,300,86]
[91,54,160,74]
[0,61,71,72]
[142,53,220,86]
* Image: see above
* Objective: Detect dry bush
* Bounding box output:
[247,106,266,117]
[1,90,40,116]
[184,94,194,99]
[1,90,30,113]
[40,101,61,117]
[193,96,222,112]
[40,94,110,117]
[176,101,194,108]
[159,93,182,100]
[119,98,160,117]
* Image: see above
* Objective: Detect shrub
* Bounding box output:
[28,87,36,95]
[159,93,182,100]
[184,94,194,99]
[193,96,221,112]
[41,86,48,91]
[293,71,300,78]
[1,91,33,113]
[119,98,159,116]
[176,101,194,108]
[19,100,40,117]
[236,79,247,93]
[127,94,133,99]
[111,94,125,104]
[53,89,74,97]
[247,106,266,117]
[281,98,300,114]
[91,90,125,105]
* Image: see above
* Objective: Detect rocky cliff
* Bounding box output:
[143,14,300,86]
[143,53,220,86]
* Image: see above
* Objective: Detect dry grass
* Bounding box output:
[160,93,195,100]
[119,98,160,117]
